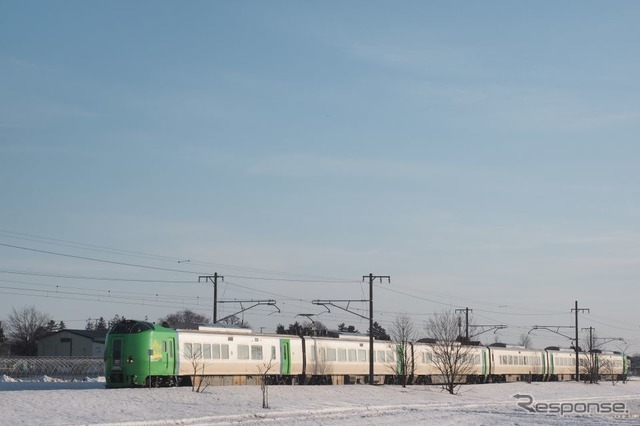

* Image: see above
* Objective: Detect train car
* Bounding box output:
[303,334,397,384]
[105,320,178,388]
[487,344,546,382]
[176,325,304,385]
[545,347,587,381]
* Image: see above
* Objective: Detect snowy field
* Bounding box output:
[2,376,640,425]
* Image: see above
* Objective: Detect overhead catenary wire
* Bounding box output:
[1,232,637,351]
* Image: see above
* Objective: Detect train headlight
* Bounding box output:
[127,356,134,364]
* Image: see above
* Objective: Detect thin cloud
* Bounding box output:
[246,153,461,180]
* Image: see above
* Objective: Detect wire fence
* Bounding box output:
[0,357,104,380]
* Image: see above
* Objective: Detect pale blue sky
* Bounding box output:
[1,1,639,351]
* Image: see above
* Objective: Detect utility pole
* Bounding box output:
[572,300,589,382]
[199,273,224,323]
[363,273,390,386]
[455,307,472,343]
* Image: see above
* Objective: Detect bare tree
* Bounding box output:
[301,320,327,336]
[183,342,209,392]
[218,314,251,329]
[257,360,275,408]
[581,332,602,384]
[518,333,533,349]
[159,309,209,328]
[108,314,126,328]
[6,306,52,355]
[390,313,416,387]
[424,309,476,395]
[600,357,619,386]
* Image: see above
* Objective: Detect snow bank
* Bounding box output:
[1,379,639,425]
[0,374,16,382]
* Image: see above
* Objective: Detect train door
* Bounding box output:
[280,339,291,375]
[165,338,176,373]
[482,348,488,378]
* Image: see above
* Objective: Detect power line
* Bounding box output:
[0,230,355,282]
[0,269,193,283]
[0,243,358,284]
[0,278,202,302]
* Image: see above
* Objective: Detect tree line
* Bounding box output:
[0,306,250,356]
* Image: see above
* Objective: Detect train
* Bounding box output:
[104,319,629,388]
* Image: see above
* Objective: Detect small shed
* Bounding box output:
[37,329,107,357]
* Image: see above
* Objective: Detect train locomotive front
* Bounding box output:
[105,320,178,388]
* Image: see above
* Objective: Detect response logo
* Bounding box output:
[513,394,628,416]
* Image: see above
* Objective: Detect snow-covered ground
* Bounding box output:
[2,376,640,425]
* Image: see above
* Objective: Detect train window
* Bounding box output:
[338,349,347,362]
[326,348,337,362]
[113,339,122,362]
[377,351,385,362]
[193,344,202,358]
[237,345,250,360]
[251,345,263,360]
[169,341,173,358]
[110,320,153,334]
[184,343,193,358]
[358,349,366,363]
[221,344,230,359]
[319,348,326,362]
[203,344,211,359]
[508,355,513,365]
[271,346,276,360]
[501,355,507,365]
[162,342,167,352]
[211,344,220,359]
[348,349,357,362]
[387,350,395,363]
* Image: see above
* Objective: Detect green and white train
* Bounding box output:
[104,320,629,388]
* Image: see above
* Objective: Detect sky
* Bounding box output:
[1,1,639,352]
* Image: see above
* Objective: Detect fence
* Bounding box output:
[0,357,104,380]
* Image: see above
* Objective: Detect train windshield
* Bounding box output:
[109,320,154,334]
